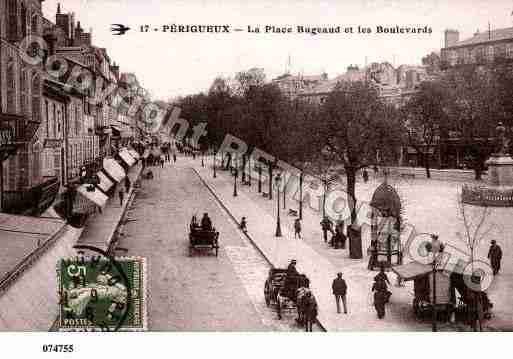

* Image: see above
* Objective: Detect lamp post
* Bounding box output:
[275,173,282,237]
[322,174,328,219]
[233,167,238,197]
[258,165,262,193]
[213,150,217,178]
[299,171,304,220]
[283,179,286,210]
[201,149,204,167]
[248,156,251,186]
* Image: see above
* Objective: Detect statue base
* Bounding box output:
[462,154,513,207]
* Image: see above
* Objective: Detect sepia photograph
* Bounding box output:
[1,0,513,356]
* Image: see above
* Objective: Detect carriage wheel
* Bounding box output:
[264,281,271,307]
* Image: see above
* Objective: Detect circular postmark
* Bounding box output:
[58,245,133,332]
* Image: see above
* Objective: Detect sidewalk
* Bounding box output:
[190,158,428,331]
[77,162,143,253]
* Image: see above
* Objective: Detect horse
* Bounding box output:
[276,274,310,320]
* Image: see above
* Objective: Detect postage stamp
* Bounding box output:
[57,256,147,331]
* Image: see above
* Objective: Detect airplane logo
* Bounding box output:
[111,24,131,36]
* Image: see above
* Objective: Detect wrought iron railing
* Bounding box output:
[461,184,513,207]
[0,112,40,144]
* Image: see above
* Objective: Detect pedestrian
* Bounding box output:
[320,216,333,243]
[294,218,302,239]
[362,168,369,183]
[118,187,125,206]
[173,153,177,163]
[160,155,165,168]
[372,279,388,319]
[332,272,348,314]
[240,217,247,233]
[368,238,378,270]
[374,266,391,286]
[487,240,503,275]
[304,291,317,332]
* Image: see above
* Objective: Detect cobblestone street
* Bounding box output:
[117,161,319,331]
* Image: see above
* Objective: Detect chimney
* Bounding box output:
[43,33,58,56]
[57,3,61,14]
[110,62,120,79]
[444,29,459,48]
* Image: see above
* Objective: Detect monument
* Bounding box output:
[462,122,513,206]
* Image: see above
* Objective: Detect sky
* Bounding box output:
[42,0,513,100]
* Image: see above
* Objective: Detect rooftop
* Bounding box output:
[451,27,513,47]
[0,214,65,282]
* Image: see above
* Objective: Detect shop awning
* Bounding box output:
[76,184,108,209]
[128,149,140,160]
[103,158,126,182]
[119,148,136,167]
[96,171,115,192]
[391,262,432,281]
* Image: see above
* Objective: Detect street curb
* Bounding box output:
[192,167,327,332]
[106,165,143,254]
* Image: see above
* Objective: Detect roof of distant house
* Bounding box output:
[451,27,513,47]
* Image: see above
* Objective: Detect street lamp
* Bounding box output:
[258,165,262,193]
[248,156,252,186]
[322,174,328,218]
[299,171,304,220]
[275,173,282,237]
[213,150,217,178]
[233,167,238,197]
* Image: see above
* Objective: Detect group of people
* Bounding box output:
[331,266,391,319]
[320,216,347,249]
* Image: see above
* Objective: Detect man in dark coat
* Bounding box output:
[374,266,390,286]
[332,272,348,314]
[285,260,300,298]
[201,213,213,231]
[372,279,388,319]
[320,216,333,242]
[287,260,299,277]
[488,240,503,275]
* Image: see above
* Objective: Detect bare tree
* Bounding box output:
[456,192,494,273]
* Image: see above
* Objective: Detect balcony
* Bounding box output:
[0,112,41,145]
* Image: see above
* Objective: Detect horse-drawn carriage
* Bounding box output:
[392,262,493,326]
[189,226,219,256]
[264,268,316,328]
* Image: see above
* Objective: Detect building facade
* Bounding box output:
[295,63,428,106]
[1,1,147,215]
[441,27,513,68]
